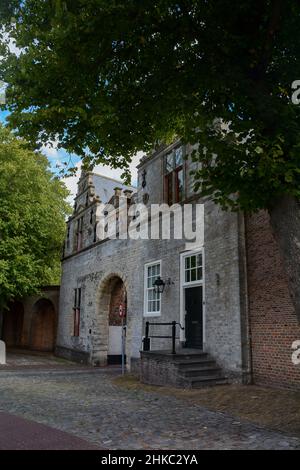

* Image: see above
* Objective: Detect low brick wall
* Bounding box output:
[140,351,186,387]
[55,345,90,365]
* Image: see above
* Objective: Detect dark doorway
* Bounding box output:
[185,286,203,349]
[107,278,127,365]
[30,298,56,352]
[2,302,24,347]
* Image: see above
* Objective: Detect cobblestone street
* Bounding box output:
[0,358,299,450]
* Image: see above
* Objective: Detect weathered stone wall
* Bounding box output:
[246,211,300,390]
[57,145,247,380]
[1,286,60,352]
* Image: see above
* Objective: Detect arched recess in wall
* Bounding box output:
[29,298,56,352]
[94,273,127,366]
[2,301,24,348]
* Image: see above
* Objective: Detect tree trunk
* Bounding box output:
[269,195,300,322]
[0,307,3,340]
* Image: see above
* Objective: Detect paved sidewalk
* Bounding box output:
[0,412,99,450]
[0,365,299,450]
[0,350,91,371]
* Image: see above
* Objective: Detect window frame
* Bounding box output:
[73,287,81,337]
[76,216,84,252]
[180,249,205,343]
[164,146,185,204]
[182,252,203,287]
[144,260,162,317]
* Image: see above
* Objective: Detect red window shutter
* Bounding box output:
[74,308,80,337]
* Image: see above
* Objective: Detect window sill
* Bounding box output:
[143,312,161,318]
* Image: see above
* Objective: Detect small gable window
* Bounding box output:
[164,146,185,204]
[76,217,84,251]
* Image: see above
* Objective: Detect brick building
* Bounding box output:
[56,142,300,390]
[246,212,300,389]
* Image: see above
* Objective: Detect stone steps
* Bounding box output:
[177,358,216,368]
[186,376,229,388]
[140,349,228,389]
[174,352,228,388]
[173,352,209,361]
[181,365,223,377]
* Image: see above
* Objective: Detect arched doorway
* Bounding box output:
[2,301,24,348]
[94,274,127,366]
[30,298,56,352]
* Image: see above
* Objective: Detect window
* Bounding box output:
[144,261,161,316]
[184,253,203,284]
[93,222,98,243]
[73,288,81,337]
[76,217,84,251]
[66,224,70,248]
[164,146,185,204]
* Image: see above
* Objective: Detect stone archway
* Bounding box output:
[93,273,127,366]
[2,301,24,348]
[29,298,56,352]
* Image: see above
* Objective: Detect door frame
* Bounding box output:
[179,248,205,345]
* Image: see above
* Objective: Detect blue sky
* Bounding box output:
[0,109,80,174]
[0,109,141,202]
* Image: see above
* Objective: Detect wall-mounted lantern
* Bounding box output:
[142,169,147,188]
[153,277,174,294]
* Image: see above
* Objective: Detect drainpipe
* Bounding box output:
[239,212,254,384]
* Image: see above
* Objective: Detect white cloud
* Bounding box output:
[41,143,59,159]
[1,30,21,57]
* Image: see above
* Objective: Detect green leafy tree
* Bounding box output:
[0,0,300,317]
[0,125,71,314]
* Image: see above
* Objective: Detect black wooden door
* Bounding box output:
[185,286,203,349]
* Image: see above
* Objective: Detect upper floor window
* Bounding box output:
[76,216,84,252]
[66,225,70,248]
[144,261,161,316]
[93,222,98,243]
[73,288,81,337]
[164,146,185,204]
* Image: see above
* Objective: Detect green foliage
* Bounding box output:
[1,1,300,209]
[0,126,71,309]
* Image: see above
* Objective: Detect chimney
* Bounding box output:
[123,190,133,199]
[114,187,123,197]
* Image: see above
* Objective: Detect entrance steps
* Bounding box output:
[140,349,228,388]
[174,350,228,388]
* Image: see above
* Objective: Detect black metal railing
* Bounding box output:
[142,321,184,355]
